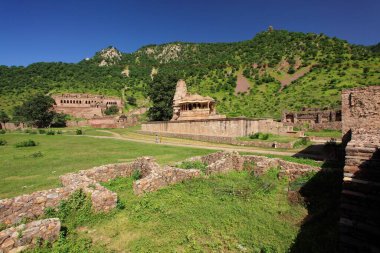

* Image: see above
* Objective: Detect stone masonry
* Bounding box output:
[340,85,380,252]
[0,218,60,253]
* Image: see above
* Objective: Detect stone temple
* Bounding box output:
[171,80,226,121]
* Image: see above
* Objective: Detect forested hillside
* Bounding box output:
[1,29,379,120]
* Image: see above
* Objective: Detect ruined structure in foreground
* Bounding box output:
[171,80,226,121]
[282,107,342,131]
[340,85,380,252]
[52,93,123,119]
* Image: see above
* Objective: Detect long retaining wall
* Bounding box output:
[141,118,297,138]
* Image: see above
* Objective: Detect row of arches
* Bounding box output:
[60,100,119,105]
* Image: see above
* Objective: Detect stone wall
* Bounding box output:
[0,219,60,253]
[342,86,380,134]
[184,151,320,180]
[67,115,138,129]
[133,166,201,195]
[142,118,296,138]
[340,85,380,252]
[0,122,26,130]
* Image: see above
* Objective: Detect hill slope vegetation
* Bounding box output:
[0,29,379,119]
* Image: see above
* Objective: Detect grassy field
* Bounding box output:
[305,130,342,138]
[0,133,215,198]
[237,133,298,143]
[32,170,308,252]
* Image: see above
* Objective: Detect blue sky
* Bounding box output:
[1,0,379,66]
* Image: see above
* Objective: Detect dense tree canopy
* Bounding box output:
[13,94,57,128]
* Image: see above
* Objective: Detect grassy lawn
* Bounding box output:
[36,170,308,252]
[305,130,342,138]
[0,133,215,199]
[237,134,297,143]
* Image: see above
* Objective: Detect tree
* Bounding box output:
[51,113,68,127]
[147,74,178,121]
[13,94,56,128]
[127,96,137,106]
[104,105,119,115]
[0,110,10,129]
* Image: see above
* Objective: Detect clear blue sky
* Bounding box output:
[1,0,379,66]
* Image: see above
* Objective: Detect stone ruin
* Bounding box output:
[171,80,226,121]
[0,151,320,252]
[340,85,380,252]
[52,93,123,119]
[282,107,342,131]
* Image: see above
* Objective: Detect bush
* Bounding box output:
[30,151,43,158]
[249,132,270,140]
[0,139,7,146]
[104,105,119,115]
[38,129,46,134]
[46,130,55,135]
[15,139,37,148]
[57,130,63,135]
[0,129,5,134]
[76,129,83,135]
[132,170,142,181]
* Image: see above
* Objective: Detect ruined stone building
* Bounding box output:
[340,85,380,252]
[52,93,123,119]
[282,108,342,130]
[171,80,226,121]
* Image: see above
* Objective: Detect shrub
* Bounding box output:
[104,105,119,115]
[38,129,46,134]
[0,129,5,134]
[30,151,43,158]
[76,129,83,135]
[15,139,37,148]
[57,130,63,135]
[46,130,55,135]
[132,170,142,181]
[0,139,7,146]
[249,132,269,140]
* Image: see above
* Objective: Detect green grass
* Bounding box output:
[0,133,214,198]
[238,133,297,143]
[35,170,307,252]
[305,130,342,138]
[239,152,322,167]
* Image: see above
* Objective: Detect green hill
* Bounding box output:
[0,29,379,119]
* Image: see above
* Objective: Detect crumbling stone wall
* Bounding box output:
[0,218,60,253]
[133,166,201,195]
[183,151,320,180]
[340,86,380,252]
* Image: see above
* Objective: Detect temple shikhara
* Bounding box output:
[171,80,226,121]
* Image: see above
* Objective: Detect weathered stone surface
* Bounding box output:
[340,86,380,252]
[0,219,60,253]
[282,108,342,131]
[52,93,123,119]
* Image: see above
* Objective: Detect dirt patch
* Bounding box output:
[235,74,251,95]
